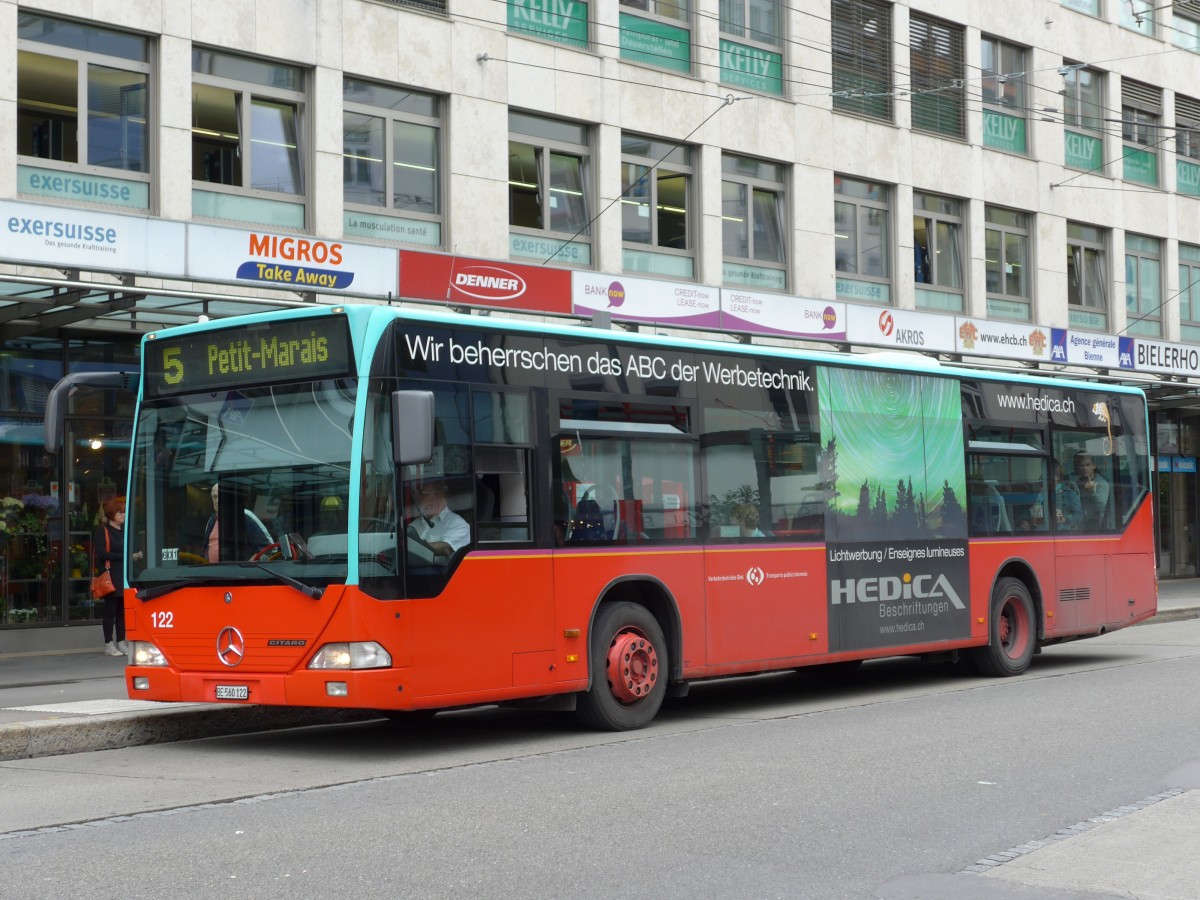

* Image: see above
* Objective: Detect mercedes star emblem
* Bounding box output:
[216,626,245,667]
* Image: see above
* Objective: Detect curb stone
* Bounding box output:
[0,705,378,761]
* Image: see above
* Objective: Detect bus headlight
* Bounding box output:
[131,642,168,667]
[308,642,392,670]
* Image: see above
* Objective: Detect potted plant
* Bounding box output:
[70,544,89,578]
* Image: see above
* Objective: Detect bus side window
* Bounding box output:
[475,446,531,543]
[473,389,533,544]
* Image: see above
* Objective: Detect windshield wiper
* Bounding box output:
[136,566,325,601]
[136,580,192,601]
[238,562,325,600]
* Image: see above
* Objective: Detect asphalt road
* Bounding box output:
[3,617,1199,899]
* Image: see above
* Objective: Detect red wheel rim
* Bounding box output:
[606,629,659,704]
[998,595,1031,660]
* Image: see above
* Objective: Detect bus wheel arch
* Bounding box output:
[968,573,1038,677]
[577,578,679,730]
[994,560,1045,643]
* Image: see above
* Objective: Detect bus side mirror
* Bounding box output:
[392,390,434,466]
[44,371,140,452]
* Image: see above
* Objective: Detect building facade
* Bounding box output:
[4,0,1200,643]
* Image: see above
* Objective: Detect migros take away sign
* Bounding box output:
[187,224,396,295]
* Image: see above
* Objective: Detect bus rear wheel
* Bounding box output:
[968,577,1037,677]
[576,601,667,731]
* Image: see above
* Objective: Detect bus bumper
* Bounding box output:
[127,667,413,709]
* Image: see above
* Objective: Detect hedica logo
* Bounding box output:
[830,573,966,610]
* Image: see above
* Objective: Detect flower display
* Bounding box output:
[0,496,23,533]
[70,544,89,575]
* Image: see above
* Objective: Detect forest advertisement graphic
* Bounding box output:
[817,368,970,651]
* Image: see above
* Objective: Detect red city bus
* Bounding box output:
[52,305,1155,730]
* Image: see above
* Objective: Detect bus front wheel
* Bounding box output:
[576,601,667,731]
[969,577,1037,677]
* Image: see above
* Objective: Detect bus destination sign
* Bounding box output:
[145,315,354,397]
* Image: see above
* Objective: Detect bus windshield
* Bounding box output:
[128,378,358,587]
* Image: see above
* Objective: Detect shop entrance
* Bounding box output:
[1154,412,1200,579]
[0,417,128,627]
[1158,466,1198,577]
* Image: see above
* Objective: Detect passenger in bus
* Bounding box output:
[407,481,471,557]
[731,502,767,538]
[1020,460,1082,531]
[568,486,620,542]
[968,479,1011,535]
[1072,453,1110,529]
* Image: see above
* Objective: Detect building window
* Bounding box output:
[1178,96,1200,197]
[507,0,589,49]
[719,0,784,95]
[985,207,1031,321]
[834,176,891,304]
[619,1,691,74]
[1121,79,1162,187]
[191,50,306,228]
[910,14,965,139]
[981,37,1028,154]
[16,14,151,208]
[1125,235,1162,337]
[912,193,964,312]
[720,0,782,45]
[831,0,892,122]
[1063,63,1104,171]
[508,111,592,266]
[1067,222,1108,330]
[342,79,441,247]
[620,0,688,18]
[1121,0,1156,36]
[721,154,787,291]
[382,0,447,11]
[1173,2,1200,53]
[1061,0,1099,15]
[1178,96,1200,160]
[621,135,694,279]
[1179,244,1200,342]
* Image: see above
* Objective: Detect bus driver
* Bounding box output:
[407,481,470,558]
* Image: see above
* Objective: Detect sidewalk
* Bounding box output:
[879,786,1200,899]
[0,646,373,760]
